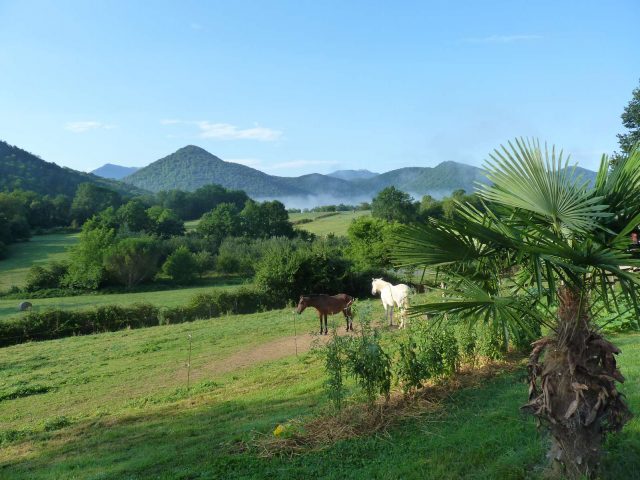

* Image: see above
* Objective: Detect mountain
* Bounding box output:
[122,145,598,205]
[123,145,311,196]
[328,169,379,181]
[122,145,487,200]
[354,161,490,195]
[0,140,145,197]
[91,163,139,180]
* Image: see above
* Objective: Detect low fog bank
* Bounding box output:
[255,189,465,209]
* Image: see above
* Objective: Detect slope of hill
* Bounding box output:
[91,163,139,180]
[0,141,145,197]
[327,169,379,181]
[354,161,489,196]
[123,145,308,196]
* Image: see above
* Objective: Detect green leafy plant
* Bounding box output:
[394,140,640,478]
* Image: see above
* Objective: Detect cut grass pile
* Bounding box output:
[0,299,638,479]
[0,233,78,290]
[289,210,370,237]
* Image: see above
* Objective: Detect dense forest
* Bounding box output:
[0,141,144,197]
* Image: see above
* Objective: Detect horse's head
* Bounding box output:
[371,278,381,295]
[296,296,307,314]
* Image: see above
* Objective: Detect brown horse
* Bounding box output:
[296,294,354,335]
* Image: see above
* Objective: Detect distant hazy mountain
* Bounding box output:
[327,169,379,181]
[92,163,139,180]
[352,161,490,195]
[121,145,599,205]
[0,140,145,197]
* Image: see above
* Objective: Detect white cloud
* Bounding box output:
[197,122,282,141]
[270,160,338,170]
[65,121,115,133]
[162,120,282,141]
[463,34,542,44]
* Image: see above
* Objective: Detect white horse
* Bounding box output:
[371,278,411,328]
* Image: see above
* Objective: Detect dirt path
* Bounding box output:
[191,333,331,380]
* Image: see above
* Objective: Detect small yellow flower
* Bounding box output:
[273,424,285,437]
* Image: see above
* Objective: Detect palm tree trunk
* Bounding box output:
[523,287,632,479]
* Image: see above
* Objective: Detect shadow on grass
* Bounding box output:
[1,367,638,480]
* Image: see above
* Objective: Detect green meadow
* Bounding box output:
[1,300,638,479]
[0,233,78,290]
[290,210,371,237]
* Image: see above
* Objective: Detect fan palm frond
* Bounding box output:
[479,138,609,233]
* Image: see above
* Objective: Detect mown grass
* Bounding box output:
[290,210,370,237]
[0,233,78,290]
[1,299,638,479]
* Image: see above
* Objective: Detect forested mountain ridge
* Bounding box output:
[0,141,145,197]
[327,169,379,181]
[123,146,309,196]
[122,145,495,199]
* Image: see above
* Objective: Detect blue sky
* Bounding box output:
[1,0,638,175]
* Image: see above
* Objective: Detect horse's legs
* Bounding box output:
[345,308,353,331]
[389,306,394,327]
[324,314,328,335]
[319,314,323,335]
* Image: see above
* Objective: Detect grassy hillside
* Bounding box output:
[0,141,145,197]
[290,210,370,236]
[0,233,78,290]
[1,302,638,479]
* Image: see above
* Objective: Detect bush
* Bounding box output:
[24,262,69,291]
[323,330,350,410]
[345,304,392,407]
[162,246,197,284]
[395,318,459,393]
[0,303,160,347]
[103,236,162,288]
[476,322,508,360]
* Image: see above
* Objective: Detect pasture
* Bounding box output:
[290,210,370,236]
[0,279,248,323]
[1,300,638,479]
[0,233,78,290]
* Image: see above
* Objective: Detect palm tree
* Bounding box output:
[394,139,640,479]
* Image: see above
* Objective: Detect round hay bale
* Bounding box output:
[18,301,33,312]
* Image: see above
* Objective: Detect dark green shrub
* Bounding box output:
[162,246,198,284]
[476,322,507,360]
[24,262,69,291]
[396,337,427,394]
[345,304,392,407]
[323,330,350,410]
